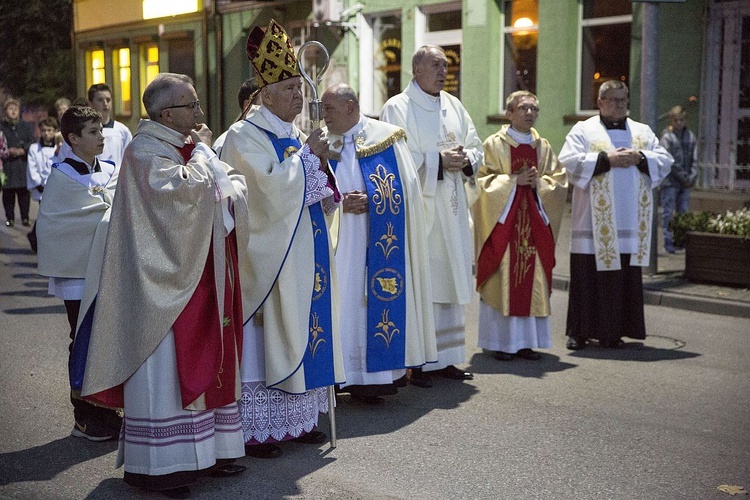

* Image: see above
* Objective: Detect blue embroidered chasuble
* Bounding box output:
[260,127,335,389]
[332,144,407,372]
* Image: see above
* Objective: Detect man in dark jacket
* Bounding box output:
[0,98,35,227]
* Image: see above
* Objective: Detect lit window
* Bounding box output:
[86,49,106,90]
[373,16,402,112]
[503,0,538,97]
[578,0,632,111]
[140,44,160,116]
[113,48,132,116]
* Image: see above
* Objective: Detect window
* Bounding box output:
[578,0,632,111]
[503,0,538,97]
[372,15,402,112]
[359,12,402,115]
[113,48,132,116]
[140,44,159,116]
[86,49,106,90]
[417,2,463,99]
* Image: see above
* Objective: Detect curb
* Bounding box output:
[551,275,750,319]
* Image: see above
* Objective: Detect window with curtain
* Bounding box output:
[578,0,632,111]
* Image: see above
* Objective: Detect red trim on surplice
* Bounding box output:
[172,230,244,409]
[476,144,555,316]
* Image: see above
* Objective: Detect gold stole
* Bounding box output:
[589,134,652,271]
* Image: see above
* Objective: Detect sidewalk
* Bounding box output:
[552,202,750,318]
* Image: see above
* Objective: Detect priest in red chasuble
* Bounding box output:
[474,91,567,361]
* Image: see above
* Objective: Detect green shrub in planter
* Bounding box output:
[670,207,750,247]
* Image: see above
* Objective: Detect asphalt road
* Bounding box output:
[1,218,749,500]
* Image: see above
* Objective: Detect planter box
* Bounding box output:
[684,232,750,287]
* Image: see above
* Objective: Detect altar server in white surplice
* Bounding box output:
[321,84,436,404]
[381,45,482,388]
[558,80,672,351]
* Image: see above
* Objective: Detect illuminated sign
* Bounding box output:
[143,0,199,20]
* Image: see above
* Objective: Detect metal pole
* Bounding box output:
[640,2,659,275]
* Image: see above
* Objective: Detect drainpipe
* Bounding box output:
[640,2,659,275]
[215,0,224,129]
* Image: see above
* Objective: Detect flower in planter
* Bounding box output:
[670,207,750,247]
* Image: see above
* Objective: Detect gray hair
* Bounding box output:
[142,73,195,119]
[598,80,628,99]
[412,45,445,73]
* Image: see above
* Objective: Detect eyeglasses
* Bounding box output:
[516,105,539,113]
[162,100,201,112]
[602,97,628,104]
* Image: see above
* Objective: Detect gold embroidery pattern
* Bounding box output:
[308,312,326,357]
[312,219,322,238]
[370,268,404,301]
[368,164,402,215]
[635,173,651,263]
[632,135,648,150]
[374,309,400,348]
[356,129,407,159]
[375,221,399,259]
[513,196,536,287]
[312,263,328,301]
[591,174,619,269]
[590,140,612,153]
[283,145,298,159]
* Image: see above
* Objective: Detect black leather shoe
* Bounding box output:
[600,338,625,348]
[493,351,514,361]
[409,368,433,388]
[566,337,586,350]
[4,220,13,227]
[436,365,474,380]
[208,463,246,477]
[515,348,541,360]
[21,219,31,227]
[292,430,327,444]
[245,443,282,458]
[351,394,385,405]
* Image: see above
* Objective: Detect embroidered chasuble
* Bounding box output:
[476,144,555,317]
[258,126,336,389]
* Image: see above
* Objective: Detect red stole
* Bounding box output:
[176,142,196,163]
[172,230,244,409]
[476,144,555,316]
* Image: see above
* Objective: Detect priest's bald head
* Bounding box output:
[322,84,360,135]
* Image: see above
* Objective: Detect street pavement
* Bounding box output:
[1,203,749,499]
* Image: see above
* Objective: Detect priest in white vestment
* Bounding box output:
[381,45,482,387]
[321,84,437,404]
[220,19,345,459]
[474,91,568,361]
[558,80,673,350]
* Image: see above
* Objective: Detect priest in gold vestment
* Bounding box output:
[474,91,567,361]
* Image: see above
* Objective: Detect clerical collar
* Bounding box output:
[412,80,441,104]
[260,105,296,138]
[600,115,627,130]
[103,119,115,129]
[39,138,55,147]
[506,126,533,145]
[340,115,366,143]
